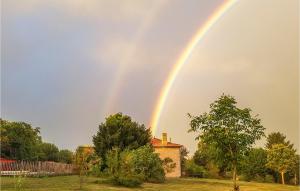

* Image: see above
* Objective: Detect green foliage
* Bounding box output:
[0,119,42,160]
[162,157,176,173]
[193,141,225,178]
[193,141,211,168]
[57,149,73,164]
[267,144,297,184]
[188,94,265,190]
[180,146,189,174]
[92,113,151,168]
[1,118,73,164]
[38,142,59,161]
[131,145,165,183]
[106,145,165,187]
[106,148,143,187]
[74,146,97,189]
[266,132,294,150]
[241,148,268,181]
[185,159,207,177]
[14,173,27,191]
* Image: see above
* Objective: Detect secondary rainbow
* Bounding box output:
[150,0,237,135]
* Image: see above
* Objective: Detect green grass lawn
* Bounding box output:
[1,175,299,191]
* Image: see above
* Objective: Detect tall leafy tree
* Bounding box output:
[188,94,265,191]
[265,132,296,183]
[267,143,297,185]
[0,119,42,160]
[93,113,151,168]
[266,132,294,149]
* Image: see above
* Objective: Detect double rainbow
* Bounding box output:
[149,0,237,135]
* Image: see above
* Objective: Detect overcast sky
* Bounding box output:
[1,0,299,154]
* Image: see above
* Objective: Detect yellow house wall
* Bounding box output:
[154,147,181,177]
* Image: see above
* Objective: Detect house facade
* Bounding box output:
[151,133,182,177]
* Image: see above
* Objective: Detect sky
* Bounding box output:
[1,0,299,154]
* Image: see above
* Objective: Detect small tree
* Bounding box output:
[74,146,94,189]
[131,145,165,183]
[267,144,296,185]
[162,157,176,173]
[106,145,165,187]
[188,94,265,191]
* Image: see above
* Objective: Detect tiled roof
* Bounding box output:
[151,138,182,148]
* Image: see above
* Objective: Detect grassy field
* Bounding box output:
[1,175,299,191]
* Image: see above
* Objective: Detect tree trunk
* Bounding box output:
[294,173,297,185]
[281,171,285,185]
[233,164,239,191]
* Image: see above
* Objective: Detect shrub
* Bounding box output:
[131,145,165,183]
[106,145,165,187]
[106,148,143,187]
[241,148,268,182]
[185,159,207,178]
[264,175,275,183]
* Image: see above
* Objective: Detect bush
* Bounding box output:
[106,148,143,187]
[131,145,165,183]
[114,175,143,187]
[185,159,208,178]
[106,145,165,187]
[264,175,275,183]
[241,148,268,181]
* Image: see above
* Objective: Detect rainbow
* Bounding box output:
[150,0,237,135]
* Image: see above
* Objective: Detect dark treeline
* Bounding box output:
[0,119,73,164]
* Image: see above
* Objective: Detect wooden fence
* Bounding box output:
[0,161,75,176]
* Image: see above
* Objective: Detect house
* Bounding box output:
[151,133,182,177]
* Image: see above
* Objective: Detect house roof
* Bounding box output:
[151,138,182,148]
[0,158,16,163]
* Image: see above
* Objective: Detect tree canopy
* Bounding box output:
[267,143,297,184]
[1,119,42,160]
[92,113,152,166]
[266,132,294,150]
[0,118,73,163]
[188,94,265,190]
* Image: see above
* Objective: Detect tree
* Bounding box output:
[265,132,296,183]
[266,132,294,149]
[93,113,151,168]
[57,149,73,164]
[0,119,42,160]
[241,148,268,181]
[193,141,211,168]
[162,157,176,173]
[180,146,189,174]
[131,145,165,183]
[38,142,59,161]
[188,94,265,191]
[185,159,207,177]
[290,155,300,185]
[106,148,143,187]
[267,144,296,185]
[74,146,95,189]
